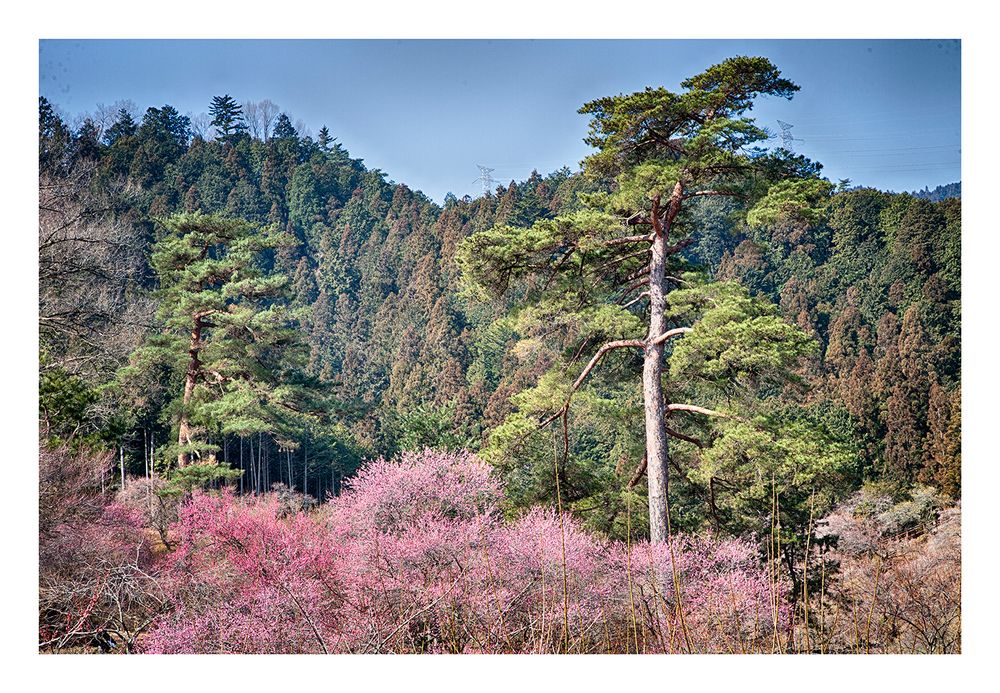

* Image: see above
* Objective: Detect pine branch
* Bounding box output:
[540,339,645,428]
[665,426,705,448]
[650,326,693,345]
[666,403,729,418]
[600,233,654,246]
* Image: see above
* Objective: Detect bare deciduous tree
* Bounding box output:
[188,111,215,141]
[294,118,312,140]
[91,100,139,140]
[39,162,154,379]
[244,99,279,141]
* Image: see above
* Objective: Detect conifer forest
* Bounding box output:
[37,50,961,655]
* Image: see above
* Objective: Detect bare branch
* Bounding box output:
[569,339,645,395]
[371,576,463,653]
[622,291,650,309]
[617,278,650,304]
[625,212,652,226]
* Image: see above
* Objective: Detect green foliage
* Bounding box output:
[456,220,565,298]
[459,57,842,542]
[272,113,298,141]
[162,462,243,495]
[209,95,248,144]
[668,282,817,392]
[746,178,834,229]
[127,212,325,467]
[385,401,479,454]
[578,56,805,191]
[38,72,959,522]
[694,410,856,530]
[39,90,590,500]
[103,108,137,147]
[39,360,129,451]
[39,366,98,436]
[718,184,961,494]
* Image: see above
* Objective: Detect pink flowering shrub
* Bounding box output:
[325,449,503,532]
[142,491,356,653]
[611,536,789,653]
[321,450,506,652]
[142,449,784,653]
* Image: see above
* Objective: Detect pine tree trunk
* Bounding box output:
[644,196,671,544]
[643,184,684,544]
[177,320,203,468]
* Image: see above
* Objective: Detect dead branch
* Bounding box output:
[681,189,744,201]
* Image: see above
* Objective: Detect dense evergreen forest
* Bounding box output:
[38,57,961,653]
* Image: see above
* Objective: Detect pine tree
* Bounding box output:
[272,113,298,141]
[139,105,191,153]
[136,213,311,469]
[458,57,825,543]
[72,118,102,162]
[318,126,335,152]
[209,95,248,144]
[39,96,71,173]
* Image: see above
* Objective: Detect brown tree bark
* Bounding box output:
[176,318,203,468]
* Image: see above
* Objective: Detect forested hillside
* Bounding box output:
[37,58,961,654]
[39,95,959,502]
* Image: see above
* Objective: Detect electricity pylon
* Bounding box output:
[473,165,499,196]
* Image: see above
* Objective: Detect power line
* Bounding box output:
[802,128,958,143]
[773,105,958,128]
[835,144,959,154]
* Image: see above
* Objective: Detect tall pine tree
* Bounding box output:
[458,57,827,543]
[135,213,312,469]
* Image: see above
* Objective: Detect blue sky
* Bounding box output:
[39,39,960,203]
